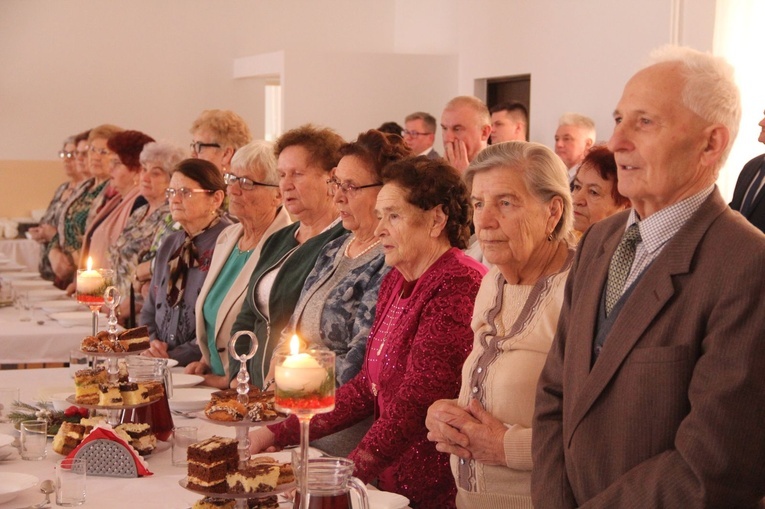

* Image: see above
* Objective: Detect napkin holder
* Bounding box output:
[74,439,137,478]
[67,425,153,478]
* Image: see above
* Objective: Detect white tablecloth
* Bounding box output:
[0,369,409,509]
[0,368,245,509]
[0,306,90,365]
[0,238,41,272]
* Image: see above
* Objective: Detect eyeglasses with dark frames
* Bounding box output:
[165,187,215,200]
[190,141,222,154]
[223,172,279,190]
[326,177,382,196]
[401,130,432,138]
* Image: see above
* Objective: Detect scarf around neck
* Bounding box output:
[166,214,221,307]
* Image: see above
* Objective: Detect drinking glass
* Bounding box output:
[55,457,87,506]
[20,419,47,460]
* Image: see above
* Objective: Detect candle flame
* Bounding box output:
[289,335,300,356]
[86,256,93,271]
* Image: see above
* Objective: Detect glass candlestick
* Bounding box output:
[228,330,258,463]
[274,337,335,509]
[76,258,113,337]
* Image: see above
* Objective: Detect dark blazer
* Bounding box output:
[730,153,765,233]
[532,189,765,508]
[426,147,441,160]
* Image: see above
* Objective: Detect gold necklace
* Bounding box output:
[344,235,381,259]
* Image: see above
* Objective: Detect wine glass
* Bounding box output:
[76,257,113,337]
[273,337,335,509]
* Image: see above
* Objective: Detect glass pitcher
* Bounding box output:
[122,357,174,441]
[292,454,370,509]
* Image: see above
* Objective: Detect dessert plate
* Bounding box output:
[50,311,93,327]
[168,388,217,412]
[367,490,410,509]
[0,472,38,504]
[171,373,204,388]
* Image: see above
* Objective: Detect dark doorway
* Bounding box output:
[482,74,531,134]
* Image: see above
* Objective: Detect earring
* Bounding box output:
[547,233,553,242]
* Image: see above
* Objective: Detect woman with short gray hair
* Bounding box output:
[427,141,574,508]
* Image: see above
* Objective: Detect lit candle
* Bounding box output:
[275,335,326,392]
[77,257,106,295]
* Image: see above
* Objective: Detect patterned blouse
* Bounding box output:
[108,202,171,305]
[38,181,79,280]
[61,179,110,252]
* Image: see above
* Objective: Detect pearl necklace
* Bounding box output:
[344,235,381,259]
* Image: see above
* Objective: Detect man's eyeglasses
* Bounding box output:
[190,141,221,154]
[401,130,432,138]
[165,187,215,200]
[223,172,278,190]
[89,146,110,156]
[326,177,382,196]
[58,151,76,160]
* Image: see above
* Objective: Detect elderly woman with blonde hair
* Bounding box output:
[189,109,252,173]
[426,141,575,508]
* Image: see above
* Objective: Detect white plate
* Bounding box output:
[165,358,179,368]
[368,490,410,509]
[26,288,68,302]
[172,373,204,388]
[50,310,93,327]
[168,387,216,412]
[0,434,13,448]
[10,279,52,290]
[37,299,81,313]
[0,472,39,504]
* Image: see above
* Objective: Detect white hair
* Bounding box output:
[646,45,741,170]
[230,139,279,185]
[558,112,596,143]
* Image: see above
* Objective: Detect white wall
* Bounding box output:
[1,0,726,176]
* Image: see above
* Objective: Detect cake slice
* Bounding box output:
[52,421,88,455]
[192,498,236,509]
[226,461,280,493]
[118,326,150,352]
[187,436,238,493]
[120,382,149,405]
[74,367,108,404]
[115,422,156,455]
[98,384,123,407]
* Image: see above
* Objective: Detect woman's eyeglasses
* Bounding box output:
[190,141,221,154]
[326,177,382,196]
[223,172,278,190]
[165,187,215,200]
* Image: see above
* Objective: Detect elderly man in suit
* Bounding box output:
[729,111,765,233]
[531,46,765,508]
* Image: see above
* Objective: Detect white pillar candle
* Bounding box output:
[275,335,327,392]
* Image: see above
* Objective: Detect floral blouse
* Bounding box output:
[108,202,170,305]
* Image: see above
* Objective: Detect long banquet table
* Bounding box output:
[0,368,410,509]
[0,239,40,272]
[0,368,266,509]
[0,306,90,367]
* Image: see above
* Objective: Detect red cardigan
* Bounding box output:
[270,248,487,508]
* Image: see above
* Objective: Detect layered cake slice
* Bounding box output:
[118,326,150,352]
[115,422,156,455]
[226,460,280,493]
[52,421,89,455]
[120,382,149,406]
[74,366,108,404]
[98,384,124,407]
[187,436,238,493]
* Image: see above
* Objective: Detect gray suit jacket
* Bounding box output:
[532,189,765,508]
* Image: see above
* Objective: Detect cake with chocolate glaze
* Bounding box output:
[187,436,239,493]
[226,461,280,493]
[117,326,150,352]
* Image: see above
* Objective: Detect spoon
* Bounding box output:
[25,480,54,508]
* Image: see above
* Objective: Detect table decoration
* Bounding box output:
[274,335,335,509]
[8,400,85,436]
[75,257,113,337]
